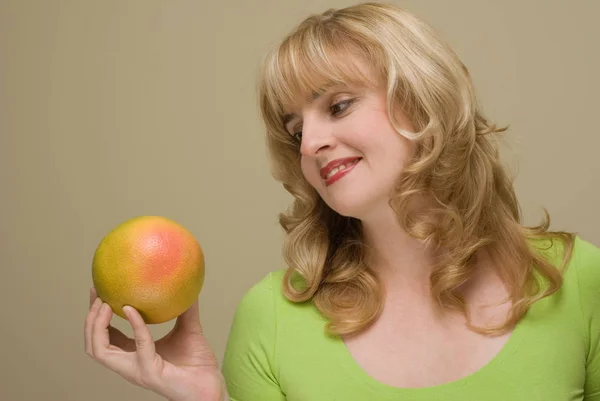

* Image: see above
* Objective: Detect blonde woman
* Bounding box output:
[84,3,600,400]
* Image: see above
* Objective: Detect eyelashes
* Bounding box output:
[329,98,355,116]
[290,98,356,143]
[292,131,302,143]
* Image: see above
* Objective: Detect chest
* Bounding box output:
[344,312,512,388]
[342,282,515,388]
[277,267,587,401]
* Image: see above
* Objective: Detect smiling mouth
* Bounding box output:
[324,158,361,186]
[324,158,360,179]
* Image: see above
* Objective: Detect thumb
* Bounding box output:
[174,298,202,332]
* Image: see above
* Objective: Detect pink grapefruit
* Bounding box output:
[92,216,205,324]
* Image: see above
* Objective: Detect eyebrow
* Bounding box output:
[281,88,329,126]
[282,113,296,126]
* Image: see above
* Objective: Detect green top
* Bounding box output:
[222,236,600,400]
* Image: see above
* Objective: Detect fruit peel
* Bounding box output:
[92,215,205,324]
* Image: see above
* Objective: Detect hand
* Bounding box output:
[84,288,227,401]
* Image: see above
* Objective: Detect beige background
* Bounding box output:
[1,0,598,400]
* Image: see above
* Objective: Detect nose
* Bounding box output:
[300,115,336,156]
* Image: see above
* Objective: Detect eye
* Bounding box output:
[292,130,302,143]
[330,98,354,116]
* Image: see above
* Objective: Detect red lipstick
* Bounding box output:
[320,157,361,186]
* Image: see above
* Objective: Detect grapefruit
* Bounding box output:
[92,216,205,324]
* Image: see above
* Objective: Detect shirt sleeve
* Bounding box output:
[575,237,600,400]
[221,272,286,401]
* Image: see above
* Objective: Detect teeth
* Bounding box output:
[325,159,359,179]
[327,166,344,179]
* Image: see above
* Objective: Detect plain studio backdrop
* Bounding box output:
[1,0,598,400]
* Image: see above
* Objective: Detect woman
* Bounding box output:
[84,3,600,400]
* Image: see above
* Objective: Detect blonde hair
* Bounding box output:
[257,2,575,337]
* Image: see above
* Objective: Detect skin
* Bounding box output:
[84,287,228,401]
[284,58,514,388]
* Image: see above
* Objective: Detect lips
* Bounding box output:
[320,157,362,179]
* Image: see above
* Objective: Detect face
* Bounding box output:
[283,62,416,220]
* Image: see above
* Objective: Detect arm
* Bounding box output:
[221,272,286,401]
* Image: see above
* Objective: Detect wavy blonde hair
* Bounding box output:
[257,2,575,337]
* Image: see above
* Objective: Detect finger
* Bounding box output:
[175,298,202,332]
[122,306,157,366]
[91,302,138,377]
[85,297,103,356]
[91,302,115,359]
[89,287,97,308]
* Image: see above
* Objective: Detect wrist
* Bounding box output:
[169,391,227,401]
[167,371,227,401]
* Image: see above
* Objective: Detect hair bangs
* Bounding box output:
[260,21,381,143]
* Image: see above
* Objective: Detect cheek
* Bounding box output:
[398,136,416,165]
[366,125,414,177]
[300,158,321,188]
[385,137,413,170]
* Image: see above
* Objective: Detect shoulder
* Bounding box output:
[568,236,600,302]
[232,268,317,322]
[222,270,291,400]
[567,237,600,394]
[540,235,600,325]
[571,236,600,267]
[231,268,288,324]
[531,234,600,278]
[227,267,328,349]
[222,269,287,380]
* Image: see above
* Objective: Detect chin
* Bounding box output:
[321,195,375,220]
[320,188,395,225]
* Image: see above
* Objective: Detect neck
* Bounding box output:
[360,204,436,290]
